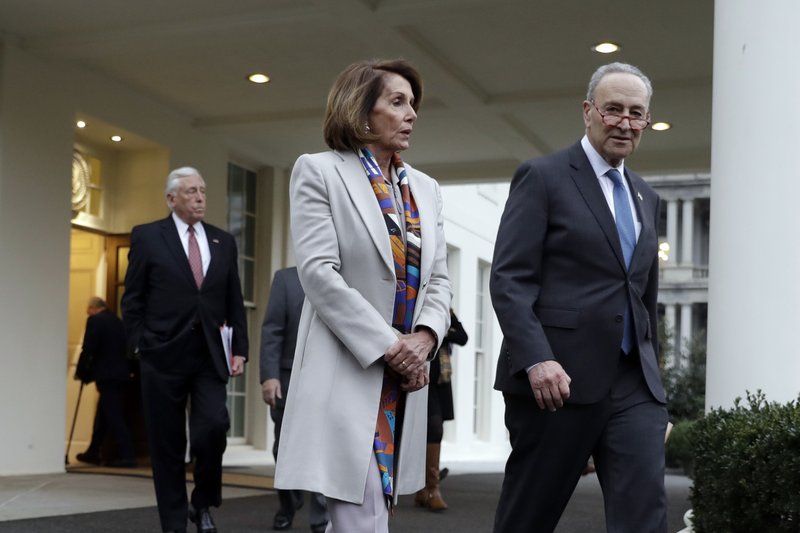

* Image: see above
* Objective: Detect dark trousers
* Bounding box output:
[272,376,328,526]
[494,353,668,533]
[140,331,229,532]
[88,380,135,461]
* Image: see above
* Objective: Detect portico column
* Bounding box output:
[707,0,800,408]
[680,199,694,266]
[680,304,693,362]
[665,304,678,368]
[665,199,679,266]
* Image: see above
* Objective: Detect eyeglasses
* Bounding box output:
[591,101,650,131]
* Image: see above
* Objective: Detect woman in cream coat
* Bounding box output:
[274,59,451,532]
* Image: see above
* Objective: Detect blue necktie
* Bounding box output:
[607,168,635,353]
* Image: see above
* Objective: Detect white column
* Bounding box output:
[665,200,679,266]
[680,199,695,266]
[665,304,678,367]
[680,304,693,362]
[707,0,800,409]
[0,43,74,474]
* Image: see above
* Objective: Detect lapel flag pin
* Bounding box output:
[637,191,643,201]
[212,238,220,244]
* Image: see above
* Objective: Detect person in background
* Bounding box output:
[75,296,136,468]
[260,266,329,533]
[490,63,668,533]
[122,166,248,533]
[274,59,451,533]
[414,308,467,511]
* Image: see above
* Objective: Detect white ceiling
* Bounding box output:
[1,0,714,181]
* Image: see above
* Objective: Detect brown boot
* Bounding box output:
[414,487,428,507]
[424,443,448,511]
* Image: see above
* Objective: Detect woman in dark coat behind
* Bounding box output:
[415,308,468,511]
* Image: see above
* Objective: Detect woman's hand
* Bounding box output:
[384,329,436,377]
[400,366,429,392]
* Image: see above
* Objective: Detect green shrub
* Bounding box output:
[689,391,800,532]
[662,330,707,422]
[665,419,695,473]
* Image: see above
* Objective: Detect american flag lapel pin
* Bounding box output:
[212,238,220,244]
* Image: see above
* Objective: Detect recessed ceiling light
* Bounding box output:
[592,42,621,54]
[110,135,123,142]
[247,73,271,84]
[651,122,672,131]
[76,120,87,128]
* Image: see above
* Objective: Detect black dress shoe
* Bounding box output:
[273,511,293,530]
[76,451,102,465]
[189,507,217,533]
[310,521,328,533]
[108,458,137,468]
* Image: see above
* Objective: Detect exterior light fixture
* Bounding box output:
[591,42,621,54]
[651,122,672,131]
[247,73,271,84]
[658,241,671,262]
[76,120,87,128]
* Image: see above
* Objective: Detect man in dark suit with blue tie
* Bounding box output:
[122,166,248,533]
[490,63,668,533]
[260,267,329,533]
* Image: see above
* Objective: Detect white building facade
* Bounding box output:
[650,174,711,367]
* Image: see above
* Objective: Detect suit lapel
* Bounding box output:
[159,216,198,288]
[568,145,628,271]
[626,171,657,270]
[334,151,395,275]
[202,223,223,285]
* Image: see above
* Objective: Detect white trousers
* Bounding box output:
[325,453,389,533]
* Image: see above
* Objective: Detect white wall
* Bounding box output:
[440,182,511,471]
[0,42,75,475]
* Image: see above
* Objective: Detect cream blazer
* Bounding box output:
[274,150,451,504]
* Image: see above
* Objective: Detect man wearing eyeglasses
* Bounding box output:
[491,63,668,533]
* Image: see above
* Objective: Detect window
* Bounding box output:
[226,162,257,440]
[473,261,491,439]
[227,163,257,306]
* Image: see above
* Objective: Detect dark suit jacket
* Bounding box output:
[77,309,129,383]
[259,267,304,397]
[490,141,665,404]
[121,215,248,381]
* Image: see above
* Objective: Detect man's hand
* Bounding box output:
[384,329,436,377]
[230,355,246,377]
[528,360,571,411]
[261,378,282,407]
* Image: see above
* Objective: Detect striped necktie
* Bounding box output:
[187,226,204,289]
[607,168,635,353]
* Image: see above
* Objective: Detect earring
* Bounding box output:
[364,123,371,133]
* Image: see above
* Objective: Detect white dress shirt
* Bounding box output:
[580,135,642,240]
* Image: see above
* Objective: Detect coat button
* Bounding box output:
[615,314,623,323]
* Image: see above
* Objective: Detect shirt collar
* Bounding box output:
[171,212,202,235]
[580,135,626,180]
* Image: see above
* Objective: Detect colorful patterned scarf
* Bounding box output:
[358,148,422,504]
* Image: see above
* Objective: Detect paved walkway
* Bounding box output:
[0,468,692,532]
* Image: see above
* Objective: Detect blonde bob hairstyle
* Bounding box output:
[323,58,423,152]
